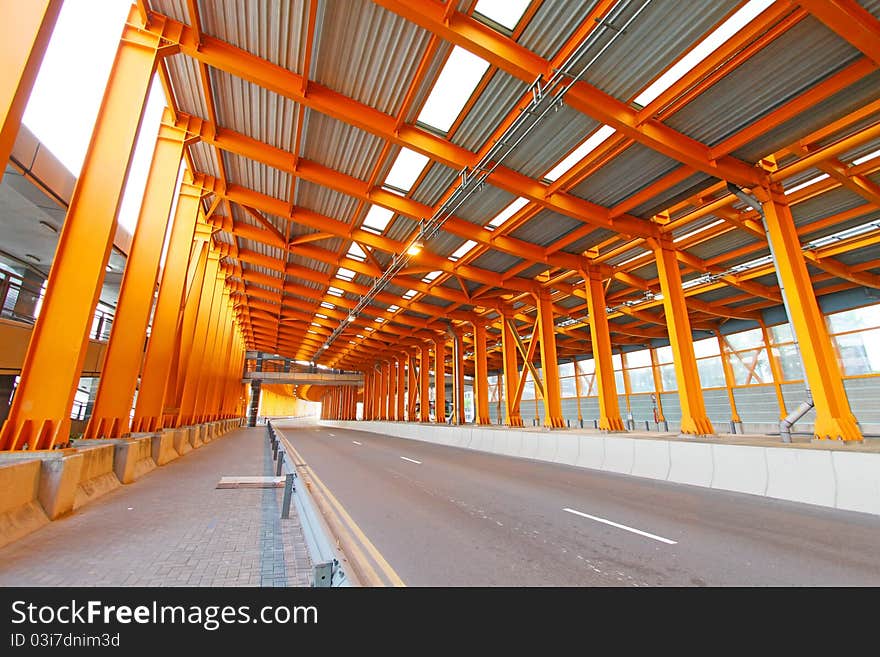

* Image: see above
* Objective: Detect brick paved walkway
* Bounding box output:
[0,427,312,587]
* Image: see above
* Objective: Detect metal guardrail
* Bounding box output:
[266,421,350,587]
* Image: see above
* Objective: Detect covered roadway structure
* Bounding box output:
[3,0,880,587]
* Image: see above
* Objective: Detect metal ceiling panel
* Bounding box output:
[315,0,431,116]
[188,140,221,180]
[791,186,866,226]
[470,250,524,274]
[301,110,385,180]
[628,172,716,219]
[560,227,616,255]
[222,151,290,202]
[295,180,360,225]
[508,209,582,248]
[410,161,461,207]
[518,0,599,61]
[571,143,679,208]
[149,0,189,23]
[451,69,530,153]
[665,17,861,148]
[164,54,209,120]
[199,0,309,74]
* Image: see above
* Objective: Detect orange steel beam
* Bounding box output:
[85,109,189,439]
[0,16,160,451]
[0,0,61,184]
[373,0,761,187]
[799,0,880,65]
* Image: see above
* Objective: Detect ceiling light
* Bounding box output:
[407,240,424,256]
[347,314,356,323]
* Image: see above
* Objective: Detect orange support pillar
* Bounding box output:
[407,351,417,421]
[472,319,490,425]
[192,280,229,422]
[420,343,430,422]
[177,249,222,426]
[451,329,465,424]
[0,23,160,451]
[500,312,523,427]
[651,235,714,436]
[388,358,397,421]
[396,354,406,421]
[363,370,371,420]
[379,362,388,420]
[433,337,446,423]
[535,292,565,428]
[582,265,625,431]
[85,109,186,439]
[0,0,62,184]
[759,183,862,441]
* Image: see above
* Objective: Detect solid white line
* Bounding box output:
[399,456,422,465]
[328,433,335,437]
[352,441,362,446]
[563,508,677,545]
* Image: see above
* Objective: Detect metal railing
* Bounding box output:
[266,420,350,587]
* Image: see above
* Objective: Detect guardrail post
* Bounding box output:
[281,472,295,519]
[275,450,284,476]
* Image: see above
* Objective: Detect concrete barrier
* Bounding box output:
[0,459,50,548]
[113,436,156,484]
[711,443,767,496]
[316,420,880,517]
[149,430,178,465]
[168,428,191,457]
[832,451,880,516]
[189,426,204,449]
[765,449,835,508]
[603,436,635,475]
[72,444,121,510]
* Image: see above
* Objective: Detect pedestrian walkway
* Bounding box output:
[0,427,312,587]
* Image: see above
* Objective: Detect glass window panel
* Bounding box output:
[775,344,804,381]
[611,353,622,370]
[522,376,535,401]
[577,373,595,396]
[576,359,595,375]
[629,367,655,393]
[624,349,651,368]
[725,328,764,351]
[835,329,880,375]
[697,356,725,388]
[770,322,793,344]
[827,304,880,334]
[559,361,575,377]
[731,348,771,385]
[660,364,677,391]
[656,346,673,364]
[614,370,625,391]
[693,337,720,358]
[560,376,577,398]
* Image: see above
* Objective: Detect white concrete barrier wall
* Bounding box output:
[319,420,880,517]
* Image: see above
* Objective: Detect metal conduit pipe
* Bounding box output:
[726,183,813,442]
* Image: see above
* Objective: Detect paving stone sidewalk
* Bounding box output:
[0,427,312,587]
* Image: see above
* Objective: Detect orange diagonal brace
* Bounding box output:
[535,292,565,428]
[0,21,160,451]
[85,109,186,439]
[499,312,523,427]
[420,342,431,423]
[0,0,61,184]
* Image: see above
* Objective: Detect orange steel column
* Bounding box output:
[164,236,211,427]
[716,331,742,431]
[583,265,625,431]
[396,354,406,421]
[535,292,565,428]
[472,319,490,425]
[651,235,714,436]
[407,351,417,421]
[379,362,388,420]
[206,295,234,420]
[433,337,446,423]
[362,370,371,420]
[451,330,465,424]
[193,280,228,422]
[177,249,222,426]
[0,25,160,451]
[132,178,204,432]
[420,343,430,422]
[759,183,862,441]
[500,311,523,427]
[84,110,186,439]
[388,358,397,421]
[0,0,61,183]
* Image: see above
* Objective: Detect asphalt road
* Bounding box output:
[278,422,880,586]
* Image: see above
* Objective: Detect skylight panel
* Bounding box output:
[474,0,531,30]
[387,305,400,313]
[633,0,775,107]
[449,240,478,261]
[335,267,356,281]
[327,286,343,297]
[346,242,367,261]
[384,148,430,192]
[544,125,616,182]
[362,205,394,233]
[375,317,384,323]
[616,249,650,267]
[487,197,529,229]
[853,149,880,165]
[673,219,725,243]
[785,174,829,195]
[402,289,418,299]
[422,270,442,283]
[417,46,490,133]
[320,301,335,309]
